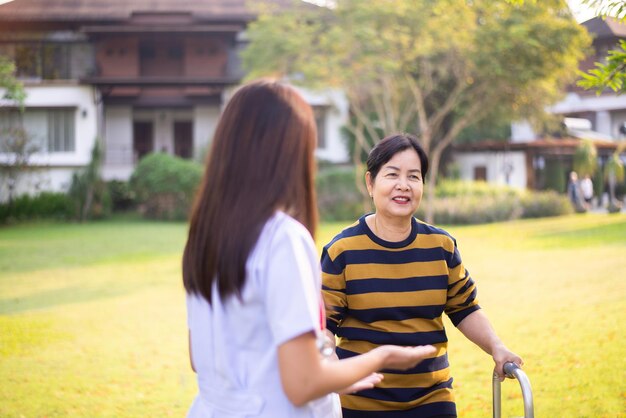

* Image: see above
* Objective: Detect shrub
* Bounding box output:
[415,180,573,224]
[130,153,203,221]
[416,194,522,225]
[519,190,573,219]
[0,192,73,223]
[434,179,519,199]
[316,166,364,221]
[107,180,136,212]
[68,140,111,221]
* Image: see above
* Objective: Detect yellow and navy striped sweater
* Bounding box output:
[321,215,480,417]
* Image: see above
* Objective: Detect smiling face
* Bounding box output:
[366,148,423,223]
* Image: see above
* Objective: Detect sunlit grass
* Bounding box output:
[1,213,625,417]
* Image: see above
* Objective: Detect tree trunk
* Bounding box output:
[424,148,442,224]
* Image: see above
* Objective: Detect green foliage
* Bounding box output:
[604,150,626,211]
[416,194,522,224]
[415,180,572,224]
[0,55,26,107]
[107,180,136,212]
[130,153,203,220]
[0,125,40,202]
[316,166,364,221]
[0,192,73,224]
[68,140,110,221]
[243,0,590,222]
[578,39,626,94]
[519,189,574,218]
[604,150,625,183]
[578,1,626,94]
[433,179,519,198]
[573,138,598,177]
[582,0,626,20]
[544,159,567,193]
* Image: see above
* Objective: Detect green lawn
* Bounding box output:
[1,214,625,417]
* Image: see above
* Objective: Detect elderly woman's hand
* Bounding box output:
[492,344,523,382]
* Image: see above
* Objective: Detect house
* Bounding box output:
[453,16,626,193]
[0,0,349,201]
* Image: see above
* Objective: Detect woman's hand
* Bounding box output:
[492,344,523,382]
[336,373,384,394]
[373,345,436,370]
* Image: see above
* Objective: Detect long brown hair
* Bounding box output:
[182,79,318,303]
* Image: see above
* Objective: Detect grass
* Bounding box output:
[1,213,625,417]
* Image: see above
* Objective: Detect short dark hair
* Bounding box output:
[183,79,318,303]
[366,133,429,181]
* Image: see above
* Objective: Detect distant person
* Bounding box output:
[568,171,584,211]
[580,174,594,209]
[182,80,435,418]
[321,133,523,417]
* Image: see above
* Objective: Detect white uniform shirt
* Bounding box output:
[186,212,338,418]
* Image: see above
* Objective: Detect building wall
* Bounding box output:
[295,87,350,164]
[96,38,140,77]
[102,106,134,180]
[454,151,527,189]
[193,105,221,160]
[0,84,97,200]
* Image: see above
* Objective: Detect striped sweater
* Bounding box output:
[321,214,480,417]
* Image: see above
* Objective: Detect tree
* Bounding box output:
[605,143,625,211]
[0,55,33,203]
[68,139,110,221]
[243,0,590,222]
[573,138,598,176]
[577,0,626,94]
[0,55,26,107]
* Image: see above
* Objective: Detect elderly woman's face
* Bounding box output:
[366,148,423,222]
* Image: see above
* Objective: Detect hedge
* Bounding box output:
[130,153,203,221]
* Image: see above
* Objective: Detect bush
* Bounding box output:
[416,194,522,225]
[0,192,73,224]
[107,180,136,212]
[316,166,364,221]
[519,190,573,219]
[434,179,519,199]
[130,153,203,221]
[68,140,111,221]
[415,180,573,224]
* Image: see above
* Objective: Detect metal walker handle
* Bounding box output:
[492,362,534,418]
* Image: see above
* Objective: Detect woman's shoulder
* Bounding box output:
[263,211,315,249]
[415,218,457,245]
[324,216,366,249]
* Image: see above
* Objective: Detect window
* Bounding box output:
[474,166,487,181]
[11,42,72,80]
[139,40,183,76]
[47,109,75,152]
[0,108,75,153]
[15,44,40,78]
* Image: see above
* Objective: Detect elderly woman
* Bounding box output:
[321,133,522,418]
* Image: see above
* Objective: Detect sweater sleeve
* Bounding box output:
[444,238,480,326]
[320,244,347,335]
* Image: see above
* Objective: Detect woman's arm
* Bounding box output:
[457,310,522,381]
[277,331,435,407]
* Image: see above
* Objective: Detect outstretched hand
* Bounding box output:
[375,345,437,370]
[337,372,384,394]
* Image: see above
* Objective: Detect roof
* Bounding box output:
[582,16,626,40]
[454,137,621,153]
[0,0,305,22]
